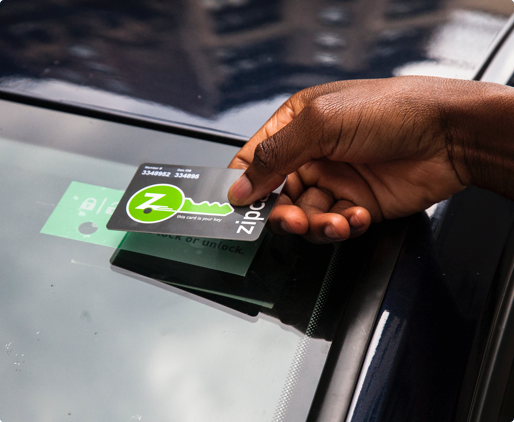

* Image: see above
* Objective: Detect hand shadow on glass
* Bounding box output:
[110,231,336,335]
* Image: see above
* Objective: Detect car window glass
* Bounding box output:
[0,99,344,422]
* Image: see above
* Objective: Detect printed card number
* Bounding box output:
[142,170,171,177]
[174,173,200,179]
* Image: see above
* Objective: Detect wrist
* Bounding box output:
[439,81,514,199]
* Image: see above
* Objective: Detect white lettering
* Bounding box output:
[237,225,255,235]
[135,193,166,210]
[244,211,264,221]
[236,194,270,235]
[249,201,265,211]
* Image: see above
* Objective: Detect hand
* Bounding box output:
[227,76,513,243]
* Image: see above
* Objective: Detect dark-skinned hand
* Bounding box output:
[227,76,514,243]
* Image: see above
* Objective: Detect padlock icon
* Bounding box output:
[105,201,118,215]
[80,198,97,211]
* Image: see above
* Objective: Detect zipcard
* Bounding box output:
[107,163,283,241]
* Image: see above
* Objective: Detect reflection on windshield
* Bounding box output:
[0,101,337,422]
[0,135,324,422]
[0,0,510,137]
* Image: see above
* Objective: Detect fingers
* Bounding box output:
[227,93,306,171]
[266,194,309,236]
[332,201,371,238]
[227,104,296,170]
[227,76,471,244]
[228,81,353,171]
[268,187,372,243]
[228,104,337,206]
[298,160,384,223]
[228,82,361,206]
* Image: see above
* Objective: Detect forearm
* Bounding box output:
[441,80,514,200]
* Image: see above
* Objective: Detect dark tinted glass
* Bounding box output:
[0,99,370,421]
[0,0,509,137]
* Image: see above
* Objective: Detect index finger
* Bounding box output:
[228,95,344,206]
[228,81,351,170]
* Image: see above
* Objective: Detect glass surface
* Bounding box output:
[0,100,334,422]
[0,0,511,138]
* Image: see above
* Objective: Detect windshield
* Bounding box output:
[0,99,344,422]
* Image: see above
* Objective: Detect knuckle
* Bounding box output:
[253,137,279,173]
[296,84,321,101]
[304,97,331,123]
[303,96,341,156]
[289,89,306,104]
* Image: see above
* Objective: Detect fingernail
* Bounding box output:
[324,224,341,240]
[280,220,292,233]
[349,214,363,227]
[228,175,253,205]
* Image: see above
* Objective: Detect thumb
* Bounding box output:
[228,104,333,206]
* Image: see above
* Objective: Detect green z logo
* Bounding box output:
[135,193,172,211]
[127,184,234,224]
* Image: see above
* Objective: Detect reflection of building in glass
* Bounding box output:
[385,0,442,19]
[205,0,282,33]
[0,0,511,118]
[184,0,511,110]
